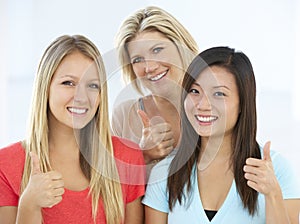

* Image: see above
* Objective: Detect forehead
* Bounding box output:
[127,31,172,50]
[54,52,98,79]
[194,66,237,88]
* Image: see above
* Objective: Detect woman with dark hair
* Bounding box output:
[143,46,300,223]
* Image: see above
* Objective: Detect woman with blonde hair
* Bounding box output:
[0,35,145,224]
[112,6,199,172]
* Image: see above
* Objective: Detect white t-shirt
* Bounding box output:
[142,150,300,223]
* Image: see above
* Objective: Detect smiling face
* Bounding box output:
[127,31,184,96]
[48,51,100,130]
[184,65,240,139]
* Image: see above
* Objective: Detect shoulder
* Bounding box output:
[112,136,146,187]
[0,142,25,196]
[112,136,144,164]
[147,152,175,185]
[111,99,141,138]
[0,142,25,165]
[267,149,300,199]
[112,99,139,115]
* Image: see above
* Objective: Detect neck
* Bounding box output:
[198,135,232,170]
[48,127,80,154]
[152,93,180,111]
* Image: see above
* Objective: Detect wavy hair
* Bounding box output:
[115,5,199,94]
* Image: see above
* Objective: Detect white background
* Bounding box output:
[0,0,299,173]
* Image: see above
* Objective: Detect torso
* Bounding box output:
[197,156,233,211]
[49,151,89,191]
[0,138,145,224]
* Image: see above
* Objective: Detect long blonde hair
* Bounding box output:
[21,35,124,224]
[115,5,199,94]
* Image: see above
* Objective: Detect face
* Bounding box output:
[127,31,183,96]
[48,51,100,130]
[184,66,240,139]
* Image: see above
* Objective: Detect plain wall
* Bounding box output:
[0,0,299,172]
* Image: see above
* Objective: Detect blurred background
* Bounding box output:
[0,0,299,172]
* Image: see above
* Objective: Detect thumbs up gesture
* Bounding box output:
[20,152,65,209]
[243,141,281,196]
[137,110,175,164]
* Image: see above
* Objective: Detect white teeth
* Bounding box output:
[196,115,217,122]
[68,107,87,114]
[148,71,167,81]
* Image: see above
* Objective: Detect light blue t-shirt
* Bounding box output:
[142,150,300,223]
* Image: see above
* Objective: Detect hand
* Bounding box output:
[137,110,175,163]
[20,152,65,209]
[243,141,281,196]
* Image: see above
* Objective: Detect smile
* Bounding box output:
[195,115,218,123]
[148,70,168,81]
[67,107,88,114]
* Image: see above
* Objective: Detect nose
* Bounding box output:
[73,84,88,103]
[144,59,159,74]
[196,93,211,110]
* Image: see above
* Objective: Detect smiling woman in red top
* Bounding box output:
[0,35,145,224]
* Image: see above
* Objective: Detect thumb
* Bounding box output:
[137,109,150,128]
[30,152,41,175]
[263,141,272,161]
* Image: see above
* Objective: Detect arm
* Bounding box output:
[264,184,290,224]
[0,206,17,224]
[124,197,144,224]
[285,199,300,224]
[16,195,42,224]
[112,102,174,165]
[138,110,174,164]
[16,152,64,224]
[244,142,298,224]
[145,205,168,224]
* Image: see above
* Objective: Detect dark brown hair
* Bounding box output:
[167,46,261,215]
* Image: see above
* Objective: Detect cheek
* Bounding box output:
[90,93,100,110]
[184,97,194,118]
[132,64,144,78]
[225,104,240,125]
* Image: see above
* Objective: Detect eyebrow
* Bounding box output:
[192,82,231,90]
[213,85,231,90]
[59,74,77,79]
[129,42,166,60]
[58,75,100,82]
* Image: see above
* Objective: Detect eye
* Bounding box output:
[132,56,144,64]
[153,47,163,54]
[62,80,75,86]
[214,91,226,97]
[89,83,99,89]
[189,88,199,94]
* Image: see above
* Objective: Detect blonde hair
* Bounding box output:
[21,35,124,224]
[115,5,199,94]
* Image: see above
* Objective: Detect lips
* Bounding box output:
[67,107,88,114]
[147,70,168,81]
[195,115,218,123]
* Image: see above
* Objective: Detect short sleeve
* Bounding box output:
[0,142,24,207]
[0,169,19,206]
[112,136,146,203]
[272,151,300,199]
[142,157,172,213]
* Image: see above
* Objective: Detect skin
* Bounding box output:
[145,65,300,223]
[127,31,183,163]
[0,51,144,224]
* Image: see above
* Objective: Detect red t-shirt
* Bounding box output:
[0,136,145,223]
